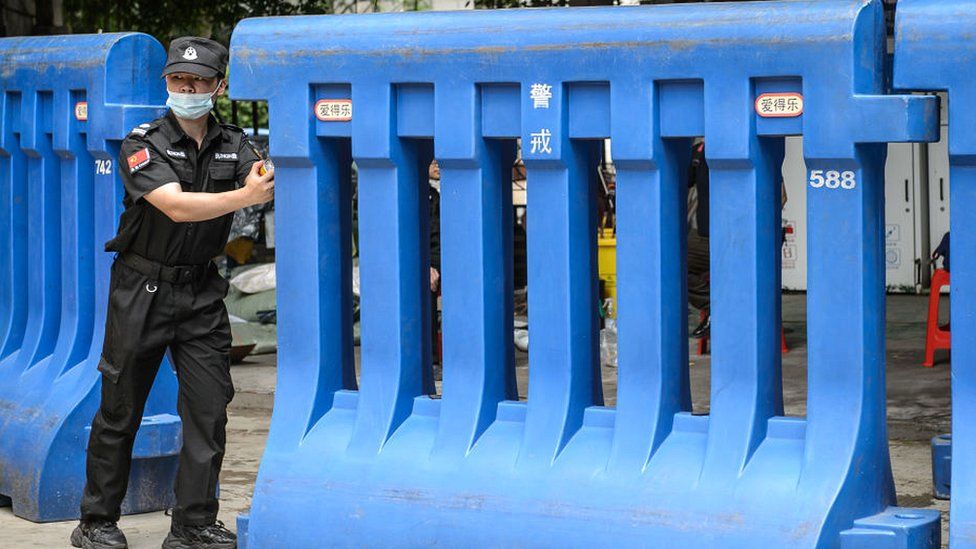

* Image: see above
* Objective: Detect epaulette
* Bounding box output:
[223,124,265,158]
[128,120,162,138]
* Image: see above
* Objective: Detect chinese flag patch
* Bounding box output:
[127,147,150,173]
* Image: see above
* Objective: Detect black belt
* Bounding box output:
[118,252,209,285]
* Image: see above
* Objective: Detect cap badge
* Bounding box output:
[182,46,198,61]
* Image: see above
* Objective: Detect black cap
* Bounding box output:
[163,37,228,79]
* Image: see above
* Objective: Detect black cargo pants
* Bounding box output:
[687,229,710,312]
[81,255,234,526]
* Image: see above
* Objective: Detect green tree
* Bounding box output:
[61,0,343,129]
[62,0,339,45]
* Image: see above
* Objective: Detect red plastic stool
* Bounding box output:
[696,310,788,356]
[923,268,951,367]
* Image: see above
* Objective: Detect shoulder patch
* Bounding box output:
[129,119,161,137]
[127,147,151,173]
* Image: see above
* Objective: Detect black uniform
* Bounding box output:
[80,110,260,527]
[687,141,710,313]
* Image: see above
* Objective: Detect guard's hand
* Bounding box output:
[430,267,440,293]
[243,160,275,205]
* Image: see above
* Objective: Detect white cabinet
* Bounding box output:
[926,93,950,292]
[781,137,808,291]
[928,124,950,271]
[884,142,929,292]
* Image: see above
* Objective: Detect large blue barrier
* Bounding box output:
[231,1,943,546]
[0,34,181,521]
[895,2,976,545]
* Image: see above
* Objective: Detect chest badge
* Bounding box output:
[214,152,238,161]
[166,149,187,159]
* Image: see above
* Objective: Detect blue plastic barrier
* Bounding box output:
[0,34,181,522]
[231,1,941,546]
[896,2,976,545]
[932,434,951,500]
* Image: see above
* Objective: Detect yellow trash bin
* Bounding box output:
[598,229,617,318]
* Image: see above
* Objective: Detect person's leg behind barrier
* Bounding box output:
[426,288,439,394]
[687,230,711,310]
[687,230,711,338]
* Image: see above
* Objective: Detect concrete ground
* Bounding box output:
[0,293,953,547]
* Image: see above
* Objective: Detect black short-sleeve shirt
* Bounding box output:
[110,110,261,266]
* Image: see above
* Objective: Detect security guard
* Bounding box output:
[71,37,274,549]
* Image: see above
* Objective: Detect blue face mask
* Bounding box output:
[166,85,220,119]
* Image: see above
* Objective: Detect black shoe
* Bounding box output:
[162,520,237,549]
[692,313,710,339]
[70,520,128,549]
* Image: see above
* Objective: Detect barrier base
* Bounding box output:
[0,412,181,522]
[931,434,951,500]
[244,395,940,548]
[840,507,941,548]
[237,512,250,549]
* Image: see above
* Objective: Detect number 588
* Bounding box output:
[809,169,856,190]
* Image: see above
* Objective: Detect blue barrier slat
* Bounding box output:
[949,164,976,547]
[805,145,895,534]
[700,81,786,483]
[14,89,62,374]
[609,80,692,474]
[349,81,434,455]
[0,33,178,522]
[931,434,951,500]
[522,138,603,465]
[521,79,604,465]
[893,1,976,545]
[434,84,518,455]
[703,142,787,476]
[54,94,97,374]
[231,1,939,546]
[0,93,8,356]
[0,91,28,360]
